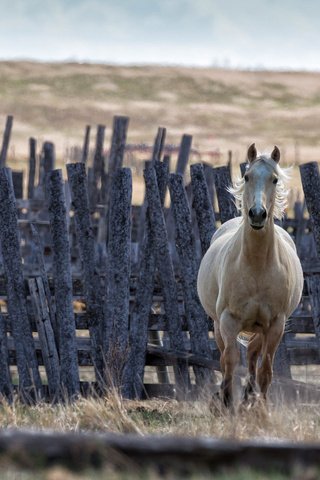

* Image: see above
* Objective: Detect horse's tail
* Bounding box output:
[237,331,254,348]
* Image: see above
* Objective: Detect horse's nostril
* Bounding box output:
[248,208,254,218]
[262,210,267,219]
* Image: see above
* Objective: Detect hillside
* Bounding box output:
[1,61,320,168]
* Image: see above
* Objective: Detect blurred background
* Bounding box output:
[0,0,319,198]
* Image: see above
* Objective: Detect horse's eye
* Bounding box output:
[273,177,278,185]
[244,174,249,182]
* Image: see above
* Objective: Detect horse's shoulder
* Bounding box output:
[210,217,242,245]
[275,224,297,252]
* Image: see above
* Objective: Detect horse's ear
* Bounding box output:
[271,145,280,163]
[247,143,257,163]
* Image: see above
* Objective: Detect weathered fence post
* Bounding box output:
[108,116,129,174]
[137,128,167,247]
[67,162,104,383]
[169,173,214,388]
[28,137,36,199]
[190,163,216,256]
[143,165,191,398]
[0,115,13,167]
[102,116,129,240]
[202,163,215,208]
[90,124,105,208]
[104,168,132,388]
[12,171,23,199]
[0,167,42,399]
[152,127,166,163]
[176,134,192,176]
[28,277,60,400]
[0,313,12,401]
[47,169,80,398]
[36,141,55,201]
[300,162,320,351]
[30,224,58,345]
[39,142,55,185]
[213,165,238,223]
[299,162,320,257]
[81,125,91,164]
[122,160,169,399]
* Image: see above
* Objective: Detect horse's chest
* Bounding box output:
[220,263,288,327]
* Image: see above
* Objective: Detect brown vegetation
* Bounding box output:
[1,61,320,166]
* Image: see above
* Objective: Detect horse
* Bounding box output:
[197,144,303,408]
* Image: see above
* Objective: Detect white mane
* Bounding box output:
[229,155,291,220]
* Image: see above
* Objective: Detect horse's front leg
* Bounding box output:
[219,310,240,409]
[243,333,262,402]
[258,316,285,400]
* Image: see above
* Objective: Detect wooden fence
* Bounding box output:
[0,114,320,403]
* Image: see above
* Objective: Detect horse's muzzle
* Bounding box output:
[248,206,267,229]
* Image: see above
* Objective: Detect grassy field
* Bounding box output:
[1,61,320,167]
[0,393,319,441]
[0,394,319,478]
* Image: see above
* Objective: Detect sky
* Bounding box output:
[0,0,319,70]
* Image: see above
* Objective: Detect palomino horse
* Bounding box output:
[197,144,303,407]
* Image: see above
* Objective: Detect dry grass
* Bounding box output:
[0,393,319,478]
[0,392,319,443]
[2,61,320,166]
[0,61,314,203]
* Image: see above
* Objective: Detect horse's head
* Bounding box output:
[242,143,281,230]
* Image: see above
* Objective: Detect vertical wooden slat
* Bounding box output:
[299,162,320,257]
[0,167,42,398]
[176,134,192,176]
[89,125,105,209]
[12,171,23,199]
[169,173,214,387]
[190,163,216,256]
[143,165,190,398]
[28,137,36,199]
[108,116,129,175]
[28,277,60,400]
[202,163,215,208]
[306,275,320,343]
[273,339,292,379]
[104,168,132,388]
[152,127,166,163]
[0,115,13,168]
[81,125,91,164]
[47,169,79,398]
[104,116,129,240]
[0,313,12,401]
[213,165,238,224]
[37,142,55,201]
[122,161,169,399]
[137,129,167,247]
[67,162,104,382]
[43,141,55,173]
[30,224,58,346]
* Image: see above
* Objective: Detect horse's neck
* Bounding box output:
[240,218,276,266]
